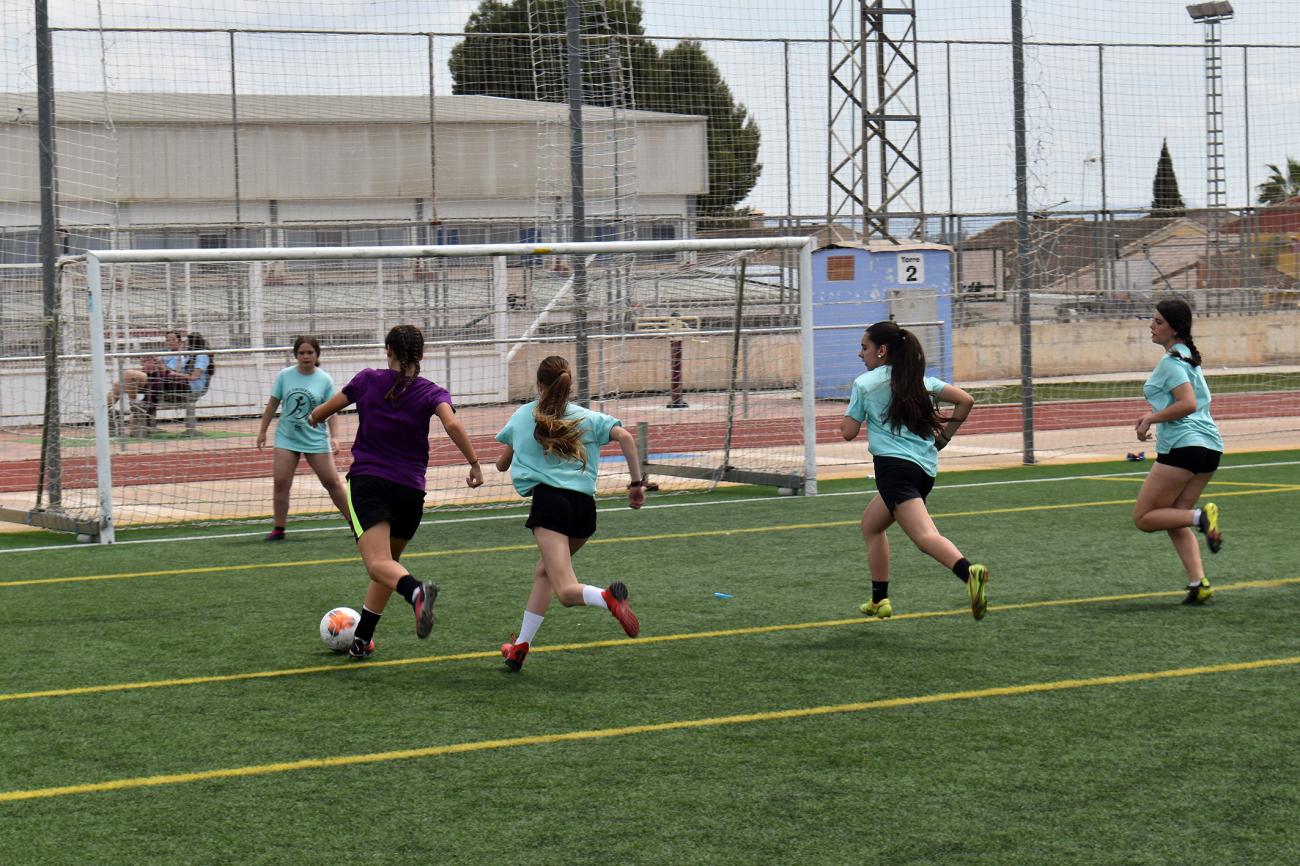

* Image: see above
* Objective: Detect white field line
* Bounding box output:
[5,459,1299,556]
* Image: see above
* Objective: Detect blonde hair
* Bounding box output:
[532,356,586,468]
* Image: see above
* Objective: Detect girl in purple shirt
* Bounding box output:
[310,325,483,659]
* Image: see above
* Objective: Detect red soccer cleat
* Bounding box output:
[501,638,530,672]
[602,582,640,638]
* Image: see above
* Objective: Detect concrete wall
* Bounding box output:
[507,312,1300,399]
[507,334,801,402]
[951,312,1300,380]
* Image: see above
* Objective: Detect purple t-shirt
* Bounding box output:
[342,368,453,492]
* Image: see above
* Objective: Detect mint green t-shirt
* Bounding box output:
[1142,343,1223,454]
[845,365,948,477]
[271,366,336,453]
[495,401,622,496]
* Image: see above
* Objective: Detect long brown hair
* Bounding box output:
[1156,297,1203,367]
[866,321,944,440]
[384,325,424,403]
[532,356,586,467]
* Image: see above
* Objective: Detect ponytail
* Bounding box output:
[1155,297,1203,367]
[532,355,586,467]
[865,321,944,440]
[384,325,424,403]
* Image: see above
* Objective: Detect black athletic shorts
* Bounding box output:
[1156,446,1222,474]
[872,455,936,513]
[525,483,598,539]
[346,474,426,541]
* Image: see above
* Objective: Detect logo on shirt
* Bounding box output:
[283,389,317,424]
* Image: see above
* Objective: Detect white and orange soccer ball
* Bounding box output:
[319,606,360,653]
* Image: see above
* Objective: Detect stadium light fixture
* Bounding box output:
[1186,2,1233,21]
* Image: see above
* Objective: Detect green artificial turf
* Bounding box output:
[2,451,1299,864]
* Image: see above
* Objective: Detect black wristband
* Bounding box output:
[627,479,644,488]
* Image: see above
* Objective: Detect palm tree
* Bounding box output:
[1256,157,1300,205]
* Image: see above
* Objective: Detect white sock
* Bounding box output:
[1190,508,1203,528]
[516,610,544,645]
[581,585,609,609]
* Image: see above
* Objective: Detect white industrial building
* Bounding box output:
[0,91,709,258]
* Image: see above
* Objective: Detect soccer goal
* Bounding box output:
[0,236,816,542]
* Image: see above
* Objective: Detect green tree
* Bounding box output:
[1150,138,1185,217]
[448,0,659,106]
[644,40,762,221]
[449,1,761,218]
[1256,157,1300,205]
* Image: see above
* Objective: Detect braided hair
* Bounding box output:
[1155,298,1202,367]
[532,356,586,468]
[384,325,424,403]
[865,321,944,440]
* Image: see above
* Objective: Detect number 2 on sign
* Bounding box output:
[897,253,924,284]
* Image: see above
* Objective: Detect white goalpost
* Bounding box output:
[13,236,815,543]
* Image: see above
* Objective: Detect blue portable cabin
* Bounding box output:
[811,241,954,399]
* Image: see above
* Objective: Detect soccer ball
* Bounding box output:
[319,606,360,653]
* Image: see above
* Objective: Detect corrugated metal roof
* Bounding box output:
[0,92,705,125]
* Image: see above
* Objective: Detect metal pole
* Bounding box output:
[35,0,62,510]
[229,31,242,224]
[1242,45,1250,207]
[783,38,793,315]
[428,34,438,221]
[871,2,886,239]
[784,40,793,223]
[1098,44,1111,296]
[1011,0,1035,464]
[566,0,589,405]
[798,240,818,495]
[86,255,116,543]
[1098,45,1107,217]
[946,41,954,222]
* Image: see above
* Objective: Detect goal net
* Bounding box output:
[0,237,813,541]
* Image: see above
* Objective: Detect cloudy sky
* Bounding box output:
[4,0,1299,216]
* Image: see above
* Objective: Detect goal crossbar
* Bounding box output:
[80,237,812,265]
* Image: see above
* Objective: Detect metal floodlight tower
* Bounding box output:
[1188,1,1233,209]
[827,0,924,243]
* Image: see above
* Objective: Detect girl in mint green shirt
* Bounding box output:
[840,321,989,622]
[255,336,350,541]
[1132,298,1224,605]
[493,355,645,672]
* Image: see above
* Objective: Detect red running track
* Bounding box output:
[3,391,1296,493]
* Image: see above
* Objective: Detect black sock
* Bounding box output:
[952,558,971,583]
[396,574,421,605]
[354,607,381,643]
[273,526,285,533]
[872,581,890,603]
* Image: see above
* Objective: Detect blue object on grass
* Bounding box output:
[713,592,734,599]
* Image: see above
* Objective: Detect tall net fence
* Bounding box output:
[2,1,1299,534]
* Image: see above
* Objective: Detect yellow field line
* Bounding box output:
[3,653,1297,803]
[4,575,1297,705]
[4,484,1297,589]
